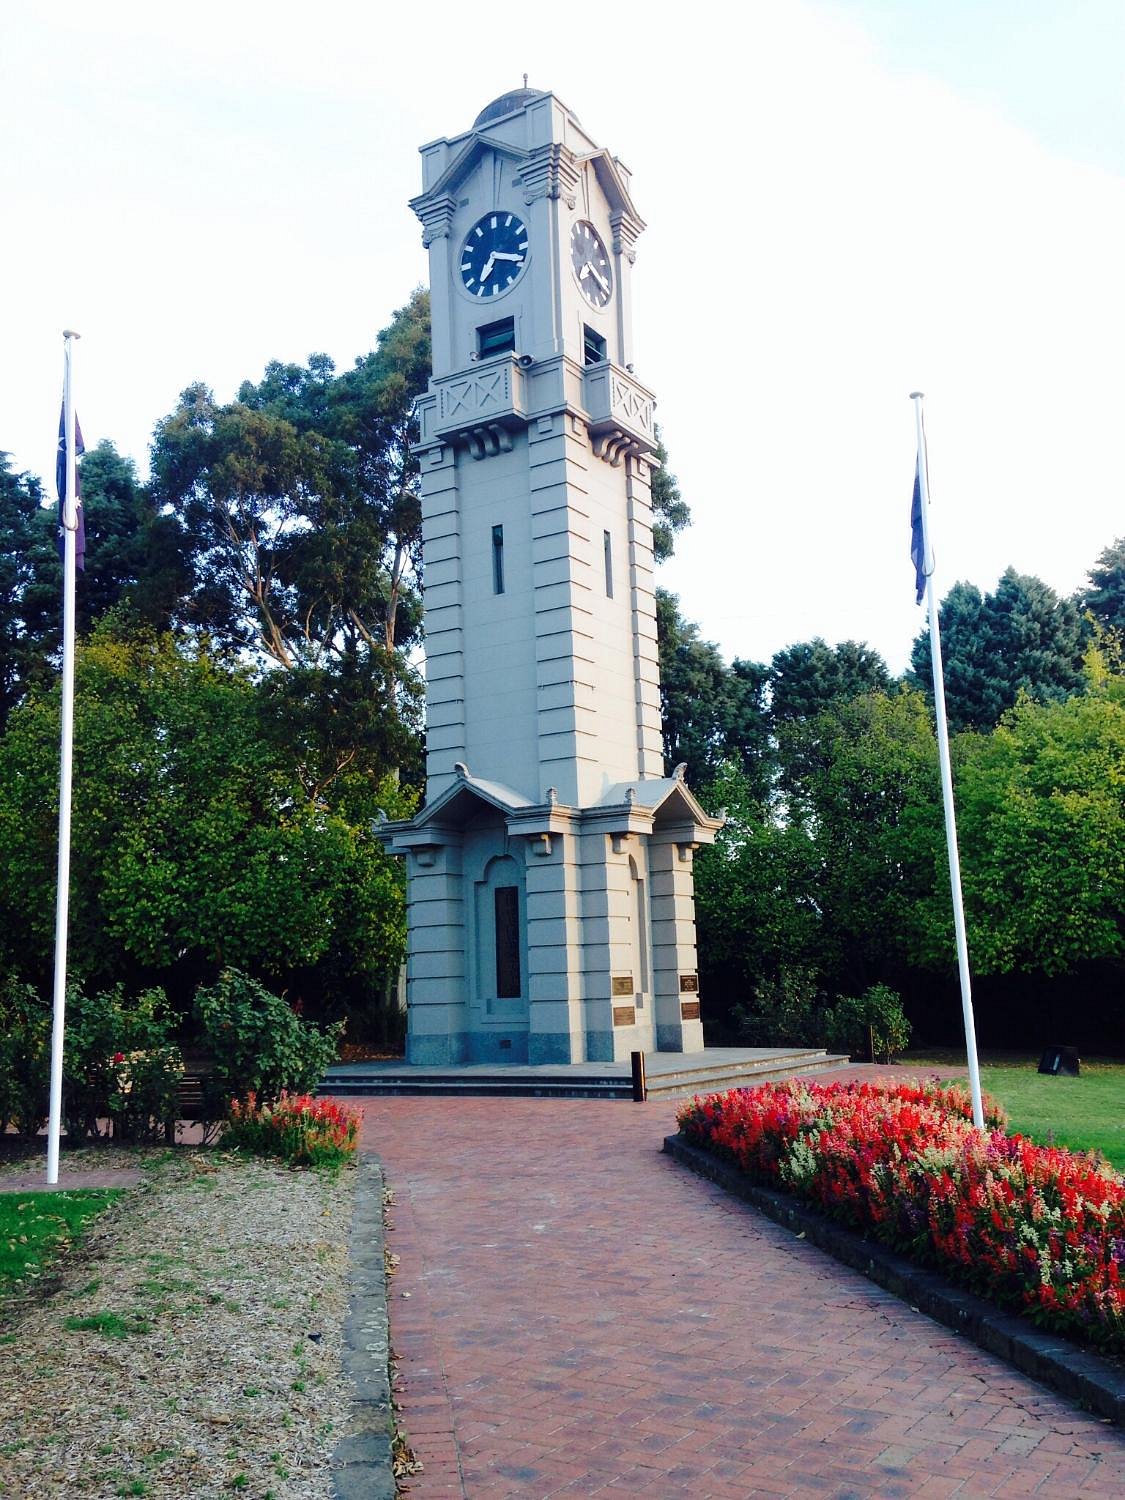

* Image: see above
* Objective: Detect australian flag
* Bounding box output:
[56,402,85,572]
[910,460,925,605]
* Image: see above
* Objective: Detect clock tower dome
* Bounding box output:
[380,89,721,1065]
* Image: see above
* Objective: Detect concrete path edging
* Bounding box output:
[664,1132,1125,1430]
[332,1153,396,1500]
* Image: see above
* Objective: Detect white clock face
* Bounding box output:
[571,220,613,308]
[459,211,529,298]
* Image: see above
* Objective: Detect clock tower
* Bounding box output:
[379,88,721,1065]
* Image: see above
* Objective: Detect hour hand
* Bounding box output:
[492,251,524,263]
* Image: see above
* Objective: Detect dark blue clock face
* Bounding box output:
[459,211,529,298]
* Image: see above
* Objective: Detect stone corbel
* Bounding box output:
[412,193,458,246]
[591,428,645,467]
[466,425,514,460]
[518,142,580,207]
[610,209,642,264]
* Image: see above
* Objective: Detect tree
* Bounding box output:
[786,689,945,994]
[150,291,431,789]
[693,758,821,1000]
[0,444,191,731]
[911,569,1087,731]
[769,638,891,728]
[1078,536,1125,636]
[0,628,412,1000]
[0,457,52,727]
[932,682,1125,977]
[649,427,691,563]
[656,590,771,794]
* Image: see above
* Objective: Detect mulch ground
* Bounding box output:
[0,1147,357,1499]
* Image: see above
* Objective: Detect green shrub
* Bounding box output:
[0,978,51,1139]
[731,967,829,1048]
[825,983,912,1062]
[63,986,183,1143]
[194,969,342,1123]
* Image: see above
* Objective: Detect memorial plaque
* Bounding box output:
[611,975,634,997]
[680,1000,701,1021]
[612,1004,637,1027]
[679,973,699,993]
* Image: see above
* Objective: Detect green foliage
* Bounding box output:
[0,977,51,1138]
[785,689,945,992]
[649,428,691,563]
[62,985,183,1143]
[657,593,771,793]
[769,637,890,729]
[825,984,912,1062]
[694,761,820,992]
[940,686,1125,976]
[911,569,1088,731]
[730,967,828,1047]
[149,291,431,786]
[0,629,411,996]
[1078,535,1125,636]
[194,969,342,1120]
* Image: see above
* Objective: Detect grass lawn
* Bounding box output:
[0,1189,120,1294]
[908,1053,1125,1171]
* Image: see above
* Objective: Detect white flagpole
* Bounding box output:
[910,392,985,1130]
[47,329,81,1184]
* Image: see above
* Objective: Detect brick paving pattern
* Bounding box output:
[357,1093,1125,1499]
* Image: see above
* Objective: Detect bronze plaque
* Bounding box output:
[679,973,699,993]
[612,1004,637,1027]
[611,975,634,997]
[680,1001,701,1021]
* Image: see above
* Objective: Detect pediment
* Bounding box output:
[411,132,530,214]
[409,767,534,829]
[582,150,645,231]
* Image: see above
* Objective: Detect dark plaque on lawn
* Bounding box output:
[1038,1046,1080,1077]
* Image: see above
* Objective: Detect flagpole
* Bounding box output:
[47,330,81,1184]
[910,391,985,1131]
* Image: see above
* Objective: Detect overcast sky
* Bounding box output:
[3,0,1123,673]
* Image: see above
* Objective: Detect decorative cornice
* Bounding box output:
[518,143,581,207]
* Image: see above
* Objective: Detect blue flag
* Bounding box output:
[56,402,85,572]
[910,461,925,605]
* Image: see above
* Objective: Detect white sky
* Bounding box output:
[3,0,1123,673]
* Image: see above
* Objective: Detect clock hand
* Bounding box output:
[584,261,610,294]
[492,251,524,263]
[480,254,495,282]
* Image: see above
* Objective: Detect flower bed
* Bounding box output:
[677,1079,1125,1358]
[225,1091,361,1168]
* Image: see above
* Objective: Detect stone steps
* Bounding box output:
[320,1048,851,1101]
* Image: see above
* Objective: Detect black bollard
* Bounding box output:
[631,1049,647,1103]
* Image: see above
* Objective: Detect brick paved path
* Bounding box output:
[358,1096,1125,1499]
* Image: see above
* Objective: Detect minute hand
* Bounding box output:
[582,262,610,294]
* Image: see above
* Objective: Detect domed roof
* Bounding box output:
[473,87,549,128]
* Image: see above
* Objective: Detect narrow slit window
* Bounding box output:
[603,529,614,598]
[478,317,515,358]
[583,324,607,366]
[494,886,521,998]
[492,524,505,594]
